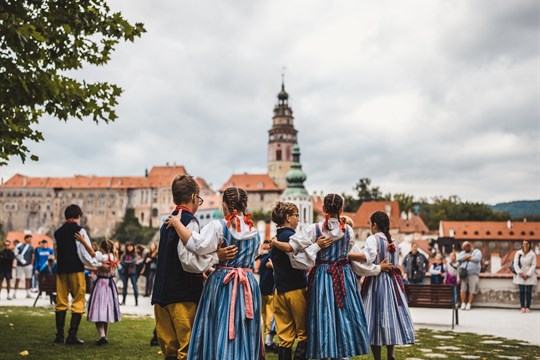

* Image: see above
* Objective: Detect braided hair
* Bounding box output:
[222,187,248,215]
[370,211,392,244]
[322,193,344,230]
[271,201,298,227]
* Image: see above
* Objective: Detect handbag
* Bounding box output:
[510,254,522,274]
[458,261,468,279]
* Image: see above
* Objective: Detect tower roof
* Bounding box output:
[283,144,308,197]
[278,82,289,101]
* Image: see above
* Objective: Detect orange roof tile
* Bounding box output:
[440,221,540,241]
[199,194,221,211]
[352,201,401,229]
[6,232,54,249]
[219,174,282,193]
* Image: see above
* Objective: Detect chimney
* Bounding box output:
[507,220,512,229]
[144,169,148,178]
[449,228,455,237]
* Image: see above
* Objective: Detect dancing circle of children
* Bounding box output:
[350,211,415,360]
[151,175,238,360]
[271,194,371,359]
[165,186,264,360]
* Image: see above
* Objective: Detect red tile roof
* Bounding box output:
[353,201,401,229]
[440,221,540,240]
[0,166,192,190]
[6,232,54,249]
[219,174,282,193]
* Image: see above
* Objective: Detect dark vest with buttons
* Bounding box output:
[54,222,85,274]
[151,210,203,307]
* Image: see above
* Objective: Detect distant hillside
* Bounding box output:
[491,200,540,219]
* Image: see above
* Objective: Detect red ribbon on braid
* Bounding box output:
[244,212,254,231]
[225,210,242,232]
[322,214,346,231]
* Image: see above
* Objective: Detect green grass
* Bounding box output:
[1,306,539,359]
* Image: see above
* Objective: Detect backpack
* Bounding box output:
[510,254,522,275]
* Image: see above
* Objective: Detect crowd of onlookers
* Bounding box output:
[0,234,159,304]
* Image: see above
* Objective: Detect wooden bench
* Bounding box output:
[405,284,459,329]
[33,274,94,307]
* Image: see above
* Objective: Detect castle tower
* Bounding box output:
[267,79,298,189]
[281,144,312,229]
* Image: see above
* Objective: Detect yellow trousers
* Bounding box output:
[55,272,86,314]
[273,288,308,348]
[261,294,274,334]
[154,302,197,360]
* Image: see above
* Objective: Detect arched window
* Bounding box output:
[276,150,282,161]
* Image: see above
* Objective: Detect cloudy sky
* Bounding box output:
[1,0,538,204]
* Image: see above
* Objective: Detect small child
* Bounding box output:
[86,240,121,345]
[258,242,278,353]
[429,254,445,284]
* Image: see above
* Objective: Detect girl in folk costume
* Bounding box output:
[166,187,263,360]
[85,240,121,345]
[287,194,370,359]
[350,211,414,360]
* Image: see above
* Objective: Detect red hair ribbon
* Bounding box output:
[225,210,241,232]
[387,243,397,253]
[244,212,254,231]
[339,217,346,231]
[323,213,331,230]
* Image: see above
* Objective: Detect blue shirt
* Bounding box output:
[34,247,54,272]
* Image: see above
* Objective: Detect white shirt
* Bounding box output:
[185,217,259,256]
[349,240,382,277]
[77,228,101,267]
[287,219,356,270]
[177,220,219,273]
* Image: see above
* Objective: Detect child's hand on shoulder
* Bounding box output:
[74,232,85,242]
[165,211,182,228]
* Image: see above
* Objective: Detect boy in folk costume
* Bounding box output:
[54,204,102,345]
[166,187,263,360]
[152,175,237,360]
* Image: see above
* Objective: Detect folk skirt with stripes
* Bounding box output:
[307,263,370,359]
[87,276,121,323]
[187,268,263,360]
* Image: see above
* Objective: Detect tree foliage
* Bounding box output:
[0,0,145,165]
[113,208,157,244]
[342,177,385,212]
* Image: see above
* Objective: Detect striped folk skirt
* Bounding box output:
[87,276,121,323]
[187,268,263,360]
[362,272,415,346]
[307,263,370,359]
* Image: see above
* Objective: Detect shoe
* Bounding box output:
[7,294,12,300]
[96,337,109,346]
[12,292,16,299]
[293,340,307,360]
[459,303,466,310]
[265,343,279,353]
[465,303,471,311]
[278,347,292,360]
[521,307,526,313]
[525,308,531,313]
[26,293,32,299]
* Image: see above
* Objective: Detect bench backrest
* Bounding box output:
[405,284,455,308]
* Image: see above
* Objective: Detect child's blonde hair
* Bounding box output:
[340,215,354,228]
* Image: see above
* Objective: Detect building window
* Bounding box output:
[521,231,526,236]
[463,231,467,235]
[530,231,535,236]
[509,231,514,236]
[474,231,479,235]
[152,208,158,217]
[260,194,264,201]
[486,231,491,235]
[141,212,145,222]
[276,150,282,161]
[498,231,502,235]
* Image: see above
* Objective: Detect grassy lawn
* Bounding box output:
[1,306,539,359]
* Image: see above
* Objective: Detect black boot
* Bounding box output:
[135,296,138,306]
[150,327,159,346]
[278,347,292,360]
[293,340,307,360]
[54,311,67,344]
[65,313,84,345]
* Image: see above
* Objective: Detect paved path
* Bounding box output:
[2,289,538,345]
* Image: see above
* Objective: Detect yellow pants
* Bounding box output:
[55,272,86,314]
[261,294,274,334]
[154,302,197,360]
[273,288,308,348]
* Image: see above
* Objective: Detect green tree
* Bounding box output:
[0,1,145,165]
[250,210,271,223]
[354,178,383,206]
[113,209,157,244]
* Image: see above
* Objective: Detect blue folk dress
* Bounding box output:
[361,233,415,346]
[187,219,263,360]
[292,220,370,359]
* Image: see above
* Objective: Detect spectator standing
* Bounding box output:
[402,243,429,284]
[513,240,537,313]
[429,254,445,284]
[444,252,460,304]
[33,240,54,291]
[458,241,482,310]
[14,234,35,299]
[39,255,57,275]
[0,240,15,300]
[120,243,139,306]
[143,242,158,297]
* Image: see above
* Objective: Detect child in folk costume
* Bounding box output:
[284,194,370,359]
[84,240,121,345]
[351,211,414,360]
[152,175,237,360]
[166,187,263,360]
